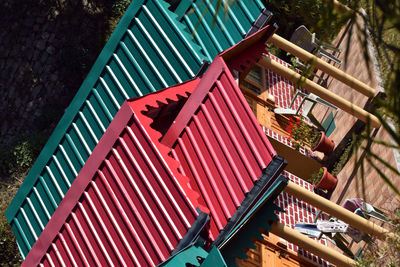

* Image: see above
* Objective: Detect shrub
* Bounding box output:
[310,167,324,185]
[355,208,400,266]
[0,133,46,177]
[0,182,22,265]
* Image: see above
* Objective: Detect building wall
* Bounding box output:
[276,171,329,266]
[312,18,400,212]
[312,18,377,147]
[241,54,323,180]
[266,128,322,179]
[237,171,329,267]
[239,233,313,267]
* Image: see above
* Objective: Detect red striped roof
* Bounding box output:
[23,25,279,266]
[158,25,278,240]
[128,25,279,241]
[23,79,203,267]
[161,56,277,240]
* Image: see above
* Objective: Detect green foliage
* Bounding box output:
[355,208,400,266]
[282,0,400,263]
[103,0,132,43]
[310,167,324,185]
[330,137,357,177]
[264,0,350,60]
[263,0,400,198]
[336,1,400,198]
[0,133,45,264]
[286,116,321,150]
[0,182,22,266]
[111,0,131,17]
[362,1,400,122]
[0,133,46,177]
[267,43,282,57]
[265,0,323,37]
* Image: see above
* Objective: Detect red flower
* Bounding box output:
[286,120,296,134]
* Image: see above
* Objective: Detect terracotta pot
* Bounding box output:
[314,167,338,191]
[312,131,335,156]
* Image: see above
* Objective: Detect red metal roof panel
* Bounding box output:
[162,57,277,240]
[22,80,203,267]
[23,26,280,265]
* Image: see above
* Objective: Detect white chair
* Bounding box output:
[274,91,338,135]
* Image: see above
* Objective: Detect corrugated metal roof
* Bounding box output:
[177,0,265,60]
[6,0,207,257]
[218,175,287,266]
[128,26,282,243]
[22,26,281,265]
[7,0,267,256]
[162,55,277,240]
[159,244,227,267]
[220,23,278,71]
[22,80,203,267]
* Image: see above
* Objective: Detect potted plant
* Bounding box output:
[311,167,338,191]
[311,131,335,155]
[286,117,335,155]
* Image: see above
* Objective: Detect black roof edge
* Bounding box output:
[170,208,210,257]
[244,8,274,38]
[218,174,289,257]
[195,59,211,78]
[211,155,287,248]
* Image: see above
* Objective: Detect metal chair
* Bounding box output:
[343,198,393,225]
[290,25,342,65]
[307,211,367,258]
[309,199,392,258]
[274,91,338,136]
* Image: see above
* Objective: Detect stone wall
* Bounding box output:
[0,0,112,145]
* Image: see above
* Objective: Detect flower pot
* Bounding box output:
[314,167,338,191]
[312,131,335,156]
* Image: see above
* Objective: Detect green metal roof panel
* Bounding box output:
[159,242,226,267]
[179,0,264,60]
[6,0,206,257]
[218,176,288,266]
[7,0,266,257]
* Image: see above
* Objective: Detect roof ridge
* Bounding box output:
[128,79,209,215]
[220,24,278,72]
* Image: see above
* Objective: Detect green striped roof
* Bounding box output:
[6,0,205,257]
[178,0,264,60]
[7,0,265,258]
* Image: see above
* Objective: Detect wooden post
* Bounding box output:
[269,34,375,98]
[260,56,381,128]
[270,221,355,267]
[284,181,392,239]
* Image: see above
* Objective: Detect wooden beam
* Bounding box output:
[260,56,381,128]
[269,34,375,98]
[270,221,355,267]
[284,181,393,239]
[327,0,353,13]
